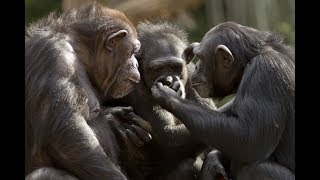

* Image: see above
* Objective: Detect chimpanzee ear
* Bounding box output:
[183,42,200,64]
[215,44,234,67]
[105,29,128,51]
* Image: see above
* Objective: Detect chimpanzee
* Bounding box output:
[108,20,207,180]
[25,3,152,180]
[151,22,295,179]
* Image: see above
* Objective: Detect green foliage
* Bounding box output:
[187,6,209,42]
[213,94,235,108]
[25,0,62,26]
[25,1,295,47]
[274,21,295,46]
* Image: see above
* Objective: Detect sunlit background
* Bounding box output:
[26,0,295,46]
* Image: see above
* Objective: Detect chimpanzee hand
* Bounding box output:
[151,76,182,108]
[102,106,152,147]
[156,75,185,98]
[198,150,229,180]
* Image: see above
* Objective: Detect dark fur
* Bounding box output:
[25,3,143,180]
[109,21,205,180]
[151,22,295,179]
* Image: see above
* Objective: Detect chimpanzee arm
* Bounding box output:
[140,99,194,148]
[25,41,127,179]
[152,109,193,147]
[48,117,126,179]
[216,98,234,112]
[185,77,217,110]
[26,167,79,180]
[151,55,288,163]
[124,83,195,148]
[43,84,127,180]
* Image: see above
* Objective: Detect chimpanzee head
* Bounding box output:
[136,21,188,94]
[183,22,267,98]
[71,4,141,99]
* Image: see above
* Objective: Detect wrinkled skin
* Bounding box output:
[25,3,152,180]
[110,21,206,180]
[151,22,295,180]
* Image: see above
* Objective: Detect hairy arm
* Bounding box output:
[127,83,196,148]
[151,57,287,163]
[46,82,127,180]
[152,107,194,148]
[25,37,127,180]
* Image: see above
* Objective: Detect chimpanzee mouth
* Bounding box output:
[129,77,140,84]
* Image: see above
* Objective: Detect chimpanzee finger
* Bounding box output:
[153,82,165,93]
[158,82,164,87]
[106,106,133,118]
[153,75,165,85]
[130,124,152,142]
[130,115,152,133]
[118,127,131,143]
[126,129,144,147]
[163,76,173,86]
[116,107,134,120]
[122,123,151,143]
[183,42,199,64]
[177,89,183,97]
[171,81,181,92]
[117,111,135,122]
[151,82,166,100]
[121,106,133,114]
[154,75,173,87]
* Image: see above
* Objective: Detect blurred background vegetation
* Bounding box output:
[26,0,295,46]
[26,0,294,107]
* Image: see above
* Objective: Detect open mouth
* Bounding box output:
[129,77,140,84]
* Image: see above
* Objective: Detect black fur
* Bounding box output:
[25,3,147,180]
[151,22,295,179]
[111,20,204,180]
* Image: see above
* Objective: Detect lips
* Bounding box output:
[129,75,140,84]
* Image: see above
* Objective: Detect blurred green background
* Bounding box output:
[26,0,295,46]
